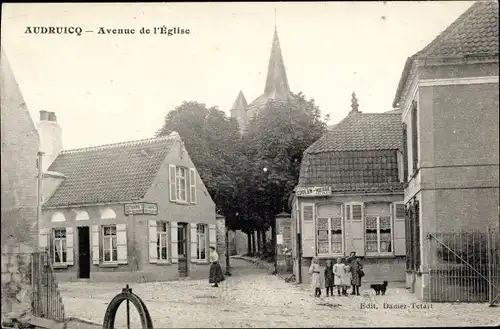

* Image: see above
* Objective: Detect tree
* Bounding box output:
[240,92,327,257]
[156,101,243,229]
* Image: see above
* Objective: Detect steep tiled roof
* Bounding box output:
[417,1,498,58]
[305,112,403,154]
[393,1,499,107]
[43,136,176,208]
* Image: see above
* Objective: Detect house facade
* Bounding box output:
[1,47,39,250]
[289,95,406,284]
[38,112,220,282]
[393,1,499,300]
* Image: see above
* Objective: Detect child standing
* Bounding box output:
[341,264,353,296]
[324,260,335,297]
[309,257,322,297]
[332,257,345,296]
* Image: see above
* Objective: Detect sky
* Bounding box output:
[2,1,474,150]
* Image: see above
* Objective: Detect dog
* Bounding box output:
[370,281,388,295]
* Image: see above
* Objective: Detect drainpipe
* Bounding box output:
[36,151,44,251]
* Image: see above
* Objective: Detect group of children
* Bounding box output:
[309,256,363,297]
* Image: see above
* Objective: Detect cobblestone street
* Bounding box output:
[60,258,500,328]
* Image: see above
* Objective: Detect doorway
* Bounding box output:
[78,227,90,279]
[178,223,188,277]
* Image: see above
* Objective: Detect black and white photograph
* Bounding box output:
[1,1,499,328]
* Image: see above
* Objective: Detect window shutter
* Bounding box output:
[116,224,128,264]
[66,227,74,265]
[170,222,178,263]
[208,224,217,250]
[169,164,176,202]
[402,123,409,183]
[189,168,197,204]
[190,223,197,263]
[411,102,419,174]
[92,225,100,265]
[38,228,49,250]
[345,205,351,221]
[393,203,406,256]
[301,204,316,257]
[148,220,158,264]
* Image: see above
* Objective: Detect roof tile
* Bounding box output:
[305,112,403,154]
[43,136,176,208]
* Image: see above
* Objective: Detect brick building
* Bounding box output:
[393,1,499,300]
[287,94,406,284]
[1,47,39,250]
[37,113,223,282]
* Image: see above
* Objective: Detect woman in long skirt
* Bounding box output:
[209,246,225,287]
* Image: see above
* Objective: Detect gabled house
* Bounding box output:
[1,47,40,250]
[290,94,405,284]
[38,112,219,282]
[393,1,499,300]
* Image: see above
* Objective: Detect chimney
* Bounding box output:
[349,92,362,115]
[37,110,63,171]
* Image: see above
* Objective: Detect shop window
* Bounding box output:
[316,217,344,255]
[365,216,393,255]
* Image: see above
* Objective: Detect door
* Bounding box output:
[178,223,188,277]
[78,227,90,279]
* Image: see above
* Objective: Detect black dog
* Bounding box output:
[370,281,388,295]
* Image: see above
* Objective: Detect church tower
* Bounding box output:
[231,27,294,132]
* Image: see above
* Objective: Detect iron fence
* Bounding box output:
[31,251,65,321]
[428,227,500,305]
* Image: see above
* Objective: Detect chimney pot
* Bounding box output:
[40,111,49,121]
[48,112,57,122]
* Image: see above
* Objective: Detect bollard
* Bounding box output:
[102,284,153,329]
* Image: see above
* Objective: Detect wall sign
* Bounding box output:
[296,186,332,197]
[124,203,158,216]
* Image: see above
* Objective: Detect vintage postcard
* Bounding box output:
[1,1,499,328]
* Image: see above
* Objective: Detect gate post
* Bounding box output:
[487,226,492,305]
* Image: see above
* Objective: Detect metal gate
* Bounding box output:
[31,251,65,321]
[428,227,500,305]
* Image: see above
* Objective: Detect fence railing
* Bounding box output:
[428,227,500,305]
[31,251,65,321]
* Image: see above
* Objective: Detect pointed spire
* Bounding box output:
[231,90,248,111]
[263,28,292,99]
[350,92,360,114]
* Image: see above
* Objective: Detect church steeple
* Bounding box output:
[231,90,247,111]
[263,28,292,99]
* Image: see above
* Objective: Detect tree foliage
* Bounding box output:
[240,92,327,230]
[155,93,327,233]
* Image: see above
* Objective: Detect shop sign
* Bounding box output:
[296,186,332,197]
[124,202,158,216]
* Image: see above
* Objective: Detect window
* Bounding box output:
[196,224,207,260]
[157,222,169,261]
[175,166,188,202]
[411,101,419,174]
[345,203,363,221]
[53,229,67,264]
[102,225,117,263]
[365,216,393,255]
[316,217,344,255]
